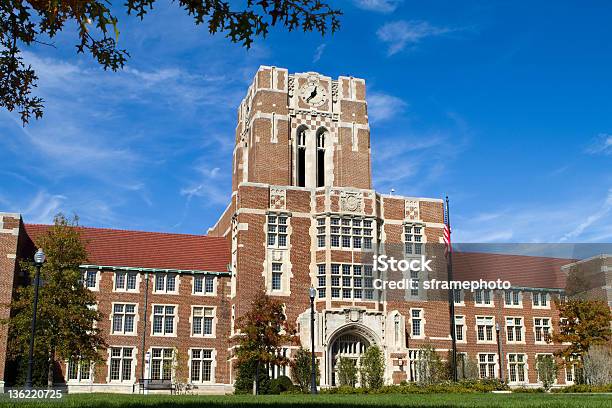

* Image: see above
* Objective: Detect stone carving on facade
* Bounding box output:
[340,191,363,213]
[288,76,295,97]
[331,80,338,103]
[346,308,363,323]
[270,187,287,210]
[405,199,420,221]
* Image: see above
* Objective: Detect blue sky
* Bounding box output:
[1,0,611,243]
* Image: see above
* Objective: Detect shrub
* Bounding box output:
[290,347,319,393]
[320,379,509,394]
[512,387,545,393]
[359,345,385,389]
[269,375,295,394]
[416,344,448,385]
[234,360,270,395]
[337,357,358,387]
[551,383,612,393]
[536,355,557,391]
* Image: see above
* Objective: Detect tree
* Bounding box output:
[582,344,612,386]
[553,299,612,362]
[536,355,557,391]
[290,346,319,393]
[359,345,384,389]
[233,290,297,394]
[416,344,447,385]
[1,214,106,386]
[456,353,478,380]
[336,356,357,387]
[1,1,342,124]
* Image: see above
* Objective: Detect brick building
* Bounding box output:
[0,67,608,393]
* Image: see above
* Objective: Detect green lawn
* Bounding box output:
[1,393,611,408]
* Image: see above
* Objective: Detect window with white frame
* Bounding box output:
[474,289,493,306]
[317,264,326,298]
[114,271,138,292]
[154,273,177,293]
[536,354,556,383]
[404,224,423,255]
[317,218,326,248]
[271,263,282,291]
[327,263,375,300]
[565,356,579,383]
[193,275,215,295]
[410,270,419,296]
[152,305,176,335]
[328,217,373,251]
[534,318,551,343]
[411,309,423,337]
[82,270,98,290]
[111,303,136,335]
[504,290,521,307]
[190,349,214,383]
[455,315,465,341]
[476,316,494,342]
[478,353,496,379]
[192,306,214,336]
[508,353,527,383]
[109,347,133,382]
[506,317,524,342]
[151,348,174,380]
[532,291,549,308]
[453,289,464,305]
[67,357,92,382]
[267,214,288,248]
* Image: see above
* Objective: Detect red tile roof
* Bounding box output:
[24,224,230,272]
[453,251,571,289]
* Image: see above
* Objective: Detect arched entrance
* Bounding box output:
[327,325,379,386]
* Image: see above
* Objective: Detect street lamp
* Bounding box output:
[309,286,317,394]
[496,322,504,382]
[26,248,45,389]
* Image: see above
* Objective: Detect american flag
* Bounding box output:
[443,223,452,256]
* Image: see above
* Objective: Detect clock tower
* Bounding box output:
[232,66,372,191]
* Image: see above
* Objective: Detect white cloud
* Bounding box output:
[585,133,612,155]
[377,20,452,56]
[560,189,612,242]
[313,44,326,63]
[23,191,66,224]
[367,92,407,123]
[353,0,403,13]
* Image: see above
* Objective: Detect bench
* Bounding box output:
[138,379,175,394]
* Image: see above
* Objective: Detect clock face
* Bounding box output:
[299,82,328,107]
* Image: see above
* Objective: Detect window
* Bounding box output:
[192,307,214,336]
[536,354,555,383]
[191,349,214,383]
[271,263,282,291]
[324,263,374,300]
[478,353,496,379]
[453,289,464,305]
[151,348,173,380]
[267,214,288,248]
[474,289,492,306]
[504,290,521,307]
[109,347,133,382]
[112,303,136,335]
[153,305,176,335]
[67,358,91,382]
[534,318,551,343]
[115,271,137,291]
[316,128,326,187]
[455,316,465,341]
[411,309,423,337]
[296,127,306,187]
[317,264,326,298]
[194,275,215,295]
[506,317,524,342]
[404,224,423,255]
[317,221,326,248]
[154,273,177,293]
[82,270,98,289]
[565,356,579,383]
[533,292,549,307]
[508,353,527,383]
[476,316,494,342]
[331,217,373,251]
[409,270,419,296]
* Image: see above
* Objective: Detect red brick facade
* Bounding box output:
[0,67,606,392]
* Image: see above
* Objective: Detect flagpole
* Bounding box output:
[446,195,458,382]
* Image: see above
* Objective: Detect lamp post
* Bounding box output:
[496,322,504,382]
[26,248,45,389]
[309,286,317,394]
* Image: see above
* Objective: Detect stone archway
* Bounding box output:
[327,324,379,386]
